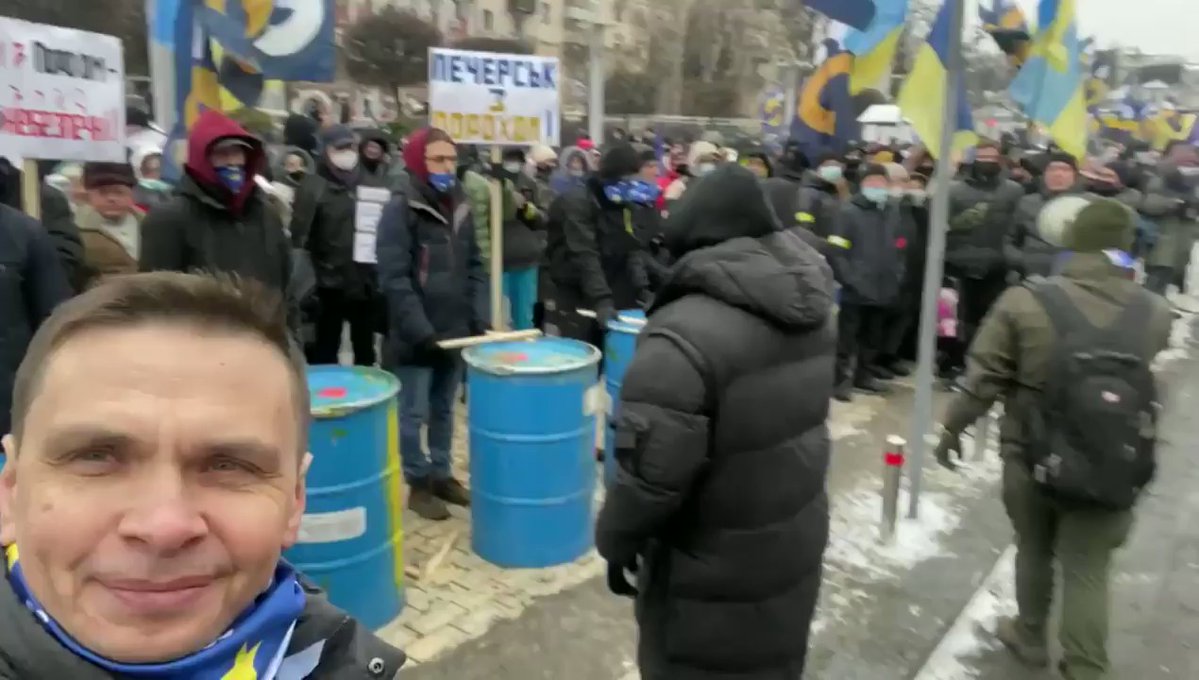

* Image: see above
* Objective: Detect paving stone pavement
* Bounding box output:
[369,390,889,669]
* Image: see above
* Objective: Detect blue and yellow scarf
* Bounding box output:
[5,544,305,679]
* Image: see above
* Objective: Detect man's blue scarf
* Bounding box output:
[5,544,306,679]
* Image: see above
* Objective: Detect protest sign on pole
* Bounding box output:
[427,47,561,147]
[428,47,561,330]
[0,17,127,164]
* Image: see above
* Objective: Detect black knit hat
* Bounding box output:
[1045,151,1078,171]
[1063,198,1135,253]
[598,142,641,181]
[82,162,137,189]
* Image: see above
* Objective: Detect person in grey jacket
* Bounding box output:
[943,140,1025,375]
[1139,143,1199,296]
[829,164,906,401]
[1008,152,1085,279]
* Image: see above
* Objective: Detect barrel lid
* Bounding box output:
[307,366,400,418]
[607,308,647,334]
[464,337,601,375]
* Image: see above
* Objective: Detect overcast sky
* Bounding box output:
[1008,0,1199,61]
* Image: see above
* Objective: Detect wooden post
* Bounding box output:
[21,160,41,221]
[488,147,507,331]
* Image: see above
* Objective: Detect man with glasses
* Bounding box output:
[376,127,488,521]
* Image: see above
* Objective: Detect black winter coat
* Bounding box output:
[140,174,293,296]
[597,167,834,680]
[375,175,488,366]
[829,194,906,306]
[945,175,1025,279]
[290,160,389,298]
[503,172,547,271]
[762,172,841,247]
[544,179,650,310]
[0,204,72,436]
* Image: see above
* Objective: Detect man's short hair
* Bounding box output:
[10,272,310,454]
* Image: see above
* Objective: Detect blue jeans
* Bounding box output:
[393,360,463,483]
[502,267,539,331]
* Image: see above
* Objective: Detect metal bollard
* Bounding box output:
[972,410,992,461]
[881,435,906,543]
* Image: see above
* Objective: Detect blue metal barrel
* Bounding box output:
[285,366,405,630]
[465,337,602,568]
[603,310,646,485]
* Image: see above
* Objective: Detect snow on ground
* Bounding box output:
[813,431,1004,633]
[911,547,1017,680]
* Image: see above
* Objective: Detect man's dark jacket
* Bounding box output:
[140,111,292,297]
[0,204,72,436]
[597,165,834,680]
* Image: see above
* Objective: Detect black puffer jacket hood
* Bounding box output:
[658,232,834,331]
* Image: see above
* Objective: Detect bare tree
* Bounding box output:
[341,8,443,105]
[7,0,148,75]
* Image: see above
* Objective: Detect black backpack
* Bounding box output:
[1025,280,1158,510]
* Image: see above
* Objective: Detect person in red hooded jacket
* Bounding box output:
[140,110,293,304]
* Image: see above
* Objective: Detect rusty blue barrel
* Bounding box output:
[465,337,602,567]
[603,310,646,485]
[285,366,405,629]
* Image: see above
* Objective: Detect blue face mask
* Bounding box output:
[626,179,661,205]
[214,165,245,194]
[862,186,890,206]
[603,181,630,204]
[429,172,456,192]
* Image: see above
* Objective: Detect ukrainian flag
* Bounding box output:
[896,0,977,160]
[1010,0,1088,160]
[843,0,909,95]
[979,0,1032,67]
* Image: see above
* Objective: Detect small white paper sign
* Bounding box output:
[353,185,392,264]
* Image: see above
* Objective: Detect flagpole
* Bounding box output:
[908,0,965,520]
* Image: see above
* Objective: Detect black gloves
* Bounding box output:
[606,560,638,598]
[412,337,448,365]
[594,298,617,325]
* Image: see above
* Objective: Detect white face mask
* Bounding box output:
[331,150,358,171]
[694,162,717,177]
[907,189,928,205]
[503,161,523,174]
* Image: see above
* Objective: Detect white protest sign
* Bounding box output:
[0,17,126,162]
[353,186,392,264]
[427,47,560,147]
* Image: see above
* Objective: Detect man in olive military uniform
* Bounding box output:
[932,199,1173,680]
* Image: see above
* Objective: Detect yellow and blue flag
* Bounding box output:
[978,0,1032,67]
[791,34,859,158]
[843,0,909,95]
[1010,0,1088,159]
[154,0,337,180]
[896,0,977,160]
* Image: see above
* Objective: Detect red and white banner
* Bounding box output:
[0,17,126,162]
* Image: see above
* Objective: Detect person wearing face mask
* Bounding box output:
[764,152,847,256]
[942,139,1025,378]
[288,125,390,366]
[549,146,593,197]
[377,127,487,521]
[1008,152,1084,279]
[543,142,653,343]
[495,148,548,330]
[129,146,171,212]
[141,110,294,315]
[663,141,720,212]
[874,164,928,379]
[828,164,906,401]
[529,144,559,209]
[1139,142,1199,296]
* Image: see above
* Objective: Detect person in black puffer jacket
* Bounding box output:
[542,143,652,343]
[597,164,834,680]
